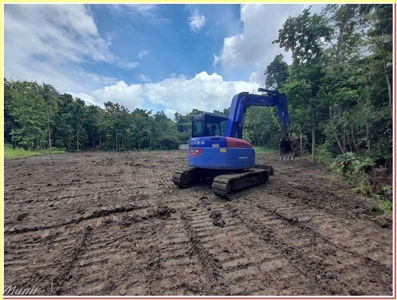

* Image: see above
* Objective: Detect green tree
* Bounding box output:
[274,7,333,161]
[6,80,47,150]
[264,54,289,89]
[39,83,58,153]
[67,98,87,151]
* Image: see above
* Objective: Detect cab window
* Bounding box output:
[192,120,204,137]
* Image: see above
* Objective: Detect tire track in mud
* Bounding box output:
[179,205,314,295]
[180,212,227,295]
[134,209,222,295]
[225,199,393,295]
[266,180,363,217]
[257,200,392,267]
[137,217,200,296]
[59,207,203,295]
[61,222,145,295]
[4,224,93,295]
[50,208,173,295]
[251,183,393,268]
[258,202,394,285]
[4,204,147,235]
[50,225,93,295]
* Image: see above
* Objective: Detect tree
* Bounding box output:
[274,7,333,161]
[6,80,47,150]
[67,98,87,151]
[264,54,289,89]
[39,83,58,153]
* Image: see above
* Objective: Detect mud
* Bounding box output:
[4,150,393,296]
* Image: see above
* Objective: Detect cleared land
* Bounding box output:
[4,150,393,296]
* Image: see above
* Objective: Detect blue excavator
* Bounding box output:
[172,88,300,198]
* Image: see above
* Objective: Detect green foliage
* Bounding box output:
[268,4,392,168]
[379,200,392,213]
[4,144,65,159]
[331,152,374,177]
[330,152,378,197]
[316,143,336,164]
[242,107,280,149]
[264,54,289,89]
[4,79,197,152]
[253,147,275,154]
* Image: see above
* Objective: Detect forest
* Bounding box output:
[4,4,393,172]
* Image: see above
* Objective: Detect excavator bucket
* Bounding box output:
[280,137,301,160]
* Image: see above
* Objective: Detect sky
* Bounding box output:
[4,4,325,120]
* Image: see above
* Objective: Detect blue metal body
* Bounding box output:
[189,88,289,170]
[188,137,255,170]
[225,89,290,139]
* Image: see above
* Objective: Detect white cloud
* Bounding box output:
[137,74,151,82]
[4,4,118,93]
[214,4,324,82]
[164,108,177,120]
[90,72,260,115]
[70,92,99,106]
[118,61,140,70]
[5,5,112,64]
[137,49,149,59]
[108,4,170,24]
[189,10,206,32]
[92,81,145,109]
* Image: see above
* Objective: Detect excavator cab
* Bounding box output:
[191,112,228,138]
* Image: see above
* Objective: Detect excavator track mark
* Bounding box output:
[212,168,269,198]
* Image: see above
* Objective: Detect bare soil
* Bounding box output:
[4,150,394,296]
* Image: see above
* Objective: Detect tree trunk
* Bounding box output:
[366,124,370,151]
[76,128,80,151]
[300,133,303,154]
[46,107,52,154]
[342,128,346,153]
[350,124,359,152]
[93,135,96,148]
[330,108,344,154]
[383,59,392,107]
[311,112,315,162]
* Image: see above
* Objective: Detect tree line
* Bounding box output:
[4,4,392,171]
[4,80,191,152]
[249,4,393,169]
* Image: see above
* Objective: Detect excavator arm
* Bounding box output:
[225,88,299,158]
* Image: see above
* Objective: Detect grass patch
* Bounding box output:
[379,200,393,214]
[254,147,276,154]
[4,146,66,159]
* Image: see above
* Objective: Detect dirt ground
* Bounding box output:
[4,150,394,296]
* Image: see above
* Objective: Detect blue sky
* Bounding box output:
[4,4,324,119]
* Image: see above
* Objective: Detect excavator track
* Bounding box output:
[211,168,270,199]
[172,168,201,188]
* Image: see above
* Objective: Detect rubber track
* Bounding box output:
[172,168,200,188]
[212,169,269,198]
